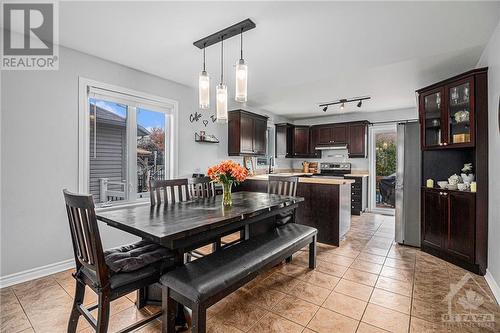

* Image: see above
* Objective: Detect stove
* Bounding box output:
[316,162,351,177]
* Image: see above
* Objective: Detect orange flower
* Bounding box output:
[207,160,248,184]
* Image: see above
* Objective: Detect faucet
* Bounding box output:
[269,157,275,174]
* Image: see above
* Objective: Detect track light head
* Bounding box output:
[323,106,328,112]
[357,100,362,108]
[340,102,345,110]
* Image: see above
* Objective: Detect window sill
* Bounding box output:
[95,199,150,212]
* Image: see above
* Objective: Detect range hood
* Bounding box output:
[315,143,348,150]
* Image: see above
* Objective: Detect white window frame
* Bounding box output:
[78,77,178,207]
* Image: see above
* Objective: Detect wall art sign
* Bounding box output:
[189,111,202,123]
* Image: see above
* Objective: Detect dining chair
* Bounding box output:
[268,175,299,196]
[149,179,190,205]
[63,189,175,333]
[188,176,216,198]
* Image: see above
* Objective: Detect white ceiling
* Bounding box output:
[58,1,500,119]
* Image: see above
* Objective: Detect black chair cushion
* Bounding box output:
[104,240,175,273]
[160,223,317,303]
[80,265,162,290]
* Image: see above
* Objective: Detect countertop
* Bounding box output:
[344,173,369,177]
[246,173,355,185]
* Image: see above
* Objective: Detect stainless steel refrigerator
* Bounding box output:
[395,122,421,247]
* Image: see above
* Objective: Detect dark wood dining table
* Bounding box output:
[96,191,304,308]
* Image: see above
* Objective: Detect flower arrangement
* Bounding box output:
[461,163,473,175]
[207,160,249,206]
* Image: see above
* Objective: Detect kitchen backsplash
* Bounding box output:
[290,149,368,171]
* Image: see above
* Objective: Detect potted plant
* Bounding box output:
[207,160,249,206]
[461,163,474,183]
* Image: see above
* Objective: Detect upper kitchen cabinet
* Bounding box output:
[228,110,268,156]
[275,123,294,158]
[314,124,347,145]
[293,126,311,157]
[347,122,368,158]
[417,68,488,150]
[275,124,317,158]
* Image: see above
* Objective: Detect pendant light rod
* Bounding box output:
[193,18,256,49]
[220,35,224,83]
[240,28,243,60]
[202,43,206,71]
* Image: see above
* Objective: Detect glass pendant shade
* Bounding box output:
[198,70,210,109]
[235,59,248,102]
[216,83,228,123]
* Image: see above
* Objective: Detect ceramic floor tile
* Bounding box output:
[260,272,300,294]
[271,295,319,326]
[369,288,411,314]
[307,307,358,333]
[298,269,341,290]
[362,247,389,257]
[216,302,268,332]
[356,322,390,333]
[343,268,379,287]
[288,280,331,305]
[409,316,448,333]
[357,253,387,265]
[361,303,410,333]
[334,279,374,302]
[317,252,355,267]
[206,316,243,333]
[248,312,304,333]
[350,259,383,275]
[375,276,412,297]
[322,291,367,320]
[316,260,349,278]
[78,306,150,333]
[245,285,287,310]
[384,257,415,271]
[0,288,32,333]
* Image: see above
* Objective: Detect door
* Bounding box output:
[348,123,366,157]
[446,191,475,262]
[332,124,347,143]
[240,114,254,154]
[368,124,396,214]
[420,87,445,149]
[253,117,267,155]
[422,189,445,249]
[445,77,475,147]
[293,126,310,156]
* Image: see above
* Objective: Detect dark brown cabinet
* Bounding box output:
[347,122,367,157]
[228,110,268,156]
[314,124,347,145]
[293,126,311,157]
[275,124,317,158]
[275,123,294,158]
[421,188,475,264]
[418,68,488,275]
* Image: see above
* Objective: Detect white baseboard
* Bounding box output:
[485,270,500,305]
[0,259,75,289]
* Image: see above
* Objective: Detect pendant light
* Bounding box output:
[216,35,228,123]
[198,43,210,109]
[235,29,248,102]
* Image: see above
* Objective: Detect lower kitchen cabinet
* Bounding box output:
[421,187,478,272]
[344,175,367,215]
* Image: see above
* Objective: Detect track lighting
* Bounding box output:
[198,44,210,109]
[318,96,371,113]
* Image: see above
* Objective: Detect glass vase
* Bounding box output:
[222,181,233,207]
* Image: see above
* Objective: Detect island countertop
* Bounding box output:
[246,173,355,185]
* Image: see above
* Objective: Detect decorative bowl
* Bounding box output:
[457,183,468,191]
[437,181,448,189]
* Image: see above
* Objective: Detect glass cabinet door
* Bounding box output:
[446,78,474,146]
[422,89,444,147]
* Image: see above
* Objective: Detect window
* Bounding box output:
[79,78,178,207]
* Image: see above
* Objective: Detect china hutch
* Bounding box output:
[417,67,488,275]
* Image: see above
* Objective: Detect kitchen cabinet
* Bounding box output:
[418,72,479,149]
[345,175,368,215]
[314,124,347,145]
[347,122,367,157]
[275,124,318,158]
[228,110,268,156]
[421,188,477,269]
[419,67,488,275]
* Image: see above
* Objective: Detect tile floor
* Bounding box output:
[1,213,499,333]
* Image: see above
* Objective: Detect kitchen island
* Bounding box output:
[235,174,354,246]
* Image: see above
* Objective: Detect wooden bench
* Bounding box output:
[159,223,317,333]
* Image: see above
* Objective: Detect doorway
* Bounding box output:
[369,124,397,214]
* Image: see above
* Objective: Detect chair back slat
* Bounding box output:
[149,179,190,205]
[189,177,216,199]
[63,189,109,286]
[268,176,299,197]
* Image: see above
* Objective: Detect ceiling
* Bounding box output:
[57,1,500,119]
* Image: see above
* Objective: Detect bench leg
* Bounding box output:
[285,255,293,263]
[161,288,177,333]
[309,235,317,269]
[191,304,206,333]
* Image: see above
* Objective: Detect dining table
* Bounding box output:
[96,191,304,310]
